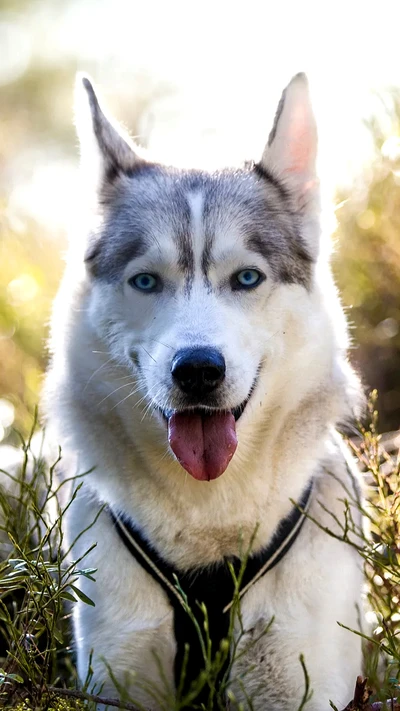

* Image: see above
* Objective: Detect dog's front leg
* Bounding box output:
[64,491,176,710]
[228,536,362,710]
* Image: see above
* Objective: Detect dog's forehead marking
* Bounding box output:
[186,191,205,264]
[182,190,204,293]
[173,196,194,289]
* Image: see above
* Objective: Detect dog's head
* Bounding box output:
[73,74,341,482]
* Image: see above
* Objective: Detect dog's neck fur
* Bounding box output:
[45,260,357,570]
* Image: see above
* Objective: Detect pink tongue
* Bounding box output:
[168,412,237,481]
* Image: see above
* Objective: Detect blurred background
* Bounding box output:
[0,0,400,444]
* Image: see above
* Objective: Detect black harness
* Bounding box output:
[107,480,313,707]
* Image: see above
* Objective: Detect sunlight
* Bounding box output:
[2,0,400,230]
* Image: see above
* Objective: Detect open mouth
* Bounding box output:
[158,379,257,482]
[160,393,251,424]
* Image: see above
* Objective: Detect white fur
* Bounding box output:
[187,191,205,266]
[42,75,364,710]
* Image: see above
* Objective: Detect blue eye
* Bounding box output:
[129,273,160,292]
[233,269,265,290]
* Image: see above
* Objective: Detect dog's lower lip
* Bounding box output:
[161,405,244,422]
[159,381,257,423]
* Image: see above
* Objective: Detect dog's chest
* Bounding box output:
[117,474,300,571]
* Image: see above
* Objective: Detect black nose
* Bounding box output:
[171,347,226,397]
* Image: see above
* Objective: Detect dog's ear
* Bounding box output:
[75,74,140,189]
[258,73,318,204]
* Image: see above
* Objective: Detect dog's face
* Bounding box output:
[77,75,323,481]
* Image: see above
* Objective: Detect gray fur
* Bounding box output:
[88,163,313,288]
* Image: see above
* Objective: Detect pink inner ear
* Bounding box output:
[286,105,316,177]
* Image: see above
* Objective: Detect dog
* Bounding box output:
[43,73,364,710]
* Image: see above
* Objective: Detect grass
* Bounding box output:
[0,394,399,710]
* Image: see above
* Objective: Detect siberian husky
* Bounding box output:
[43,73,364,710]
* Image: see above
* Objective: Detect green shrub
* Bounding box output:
[0,397,398,709]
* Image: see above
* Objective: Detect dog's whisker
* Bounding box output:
[140,389,164,422]
[97,381,137,406]
[112,373,138,381]
[134,390,155,411]
[140,386,166,422]
[131,382,163,415]
[110,385,144,411]
[140,345,157,363]
[110,376,153,410]
[83,357,117,392]
[148,338,174,350]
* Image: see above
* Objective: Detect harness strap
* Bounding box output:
[107,479,313,707]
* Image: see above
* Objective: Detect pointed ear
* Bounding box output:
[75,73,139,187]
[258,73,318,203]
